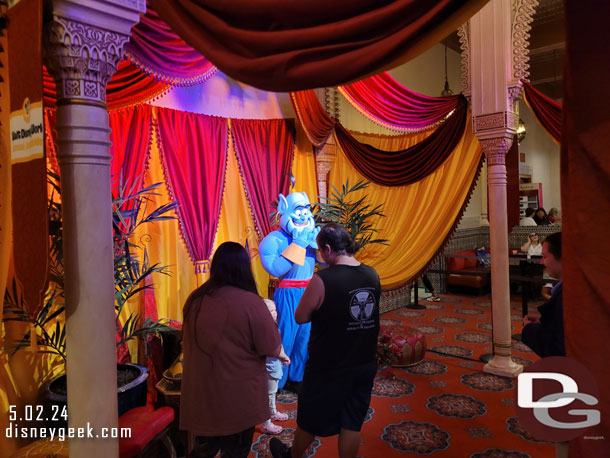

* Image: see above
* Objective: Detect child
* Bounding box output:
[262,299,290,434]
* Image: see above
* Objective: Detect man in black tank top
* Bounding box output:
[270,223,381,458]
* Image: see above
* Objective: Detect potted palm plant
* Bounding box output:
[3,172,177,423]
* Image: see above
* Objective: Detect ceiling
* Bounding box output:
[446,0,565,100]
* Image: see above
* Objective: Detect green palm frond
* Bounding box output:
[312,180,388,250]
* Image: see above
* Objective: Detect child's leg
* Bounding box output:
[263,377,284,435]
[268,377,279,415]
[268,376,288,421]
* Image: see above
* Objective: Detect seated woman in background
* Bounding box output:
[180,242,284,458]
[548,207,561,224]
[533,207,550,225]
[521,232,542,257]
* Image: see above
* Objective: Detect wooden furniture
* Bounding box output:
[155,378,194,456]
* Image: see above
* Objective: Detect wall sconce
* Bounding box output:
[517,119,526,144]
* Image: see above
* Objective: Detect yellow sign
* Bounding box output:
[9,98,43,164]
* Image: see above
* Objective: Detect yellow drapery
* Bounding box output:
[133,110,318,321]
[330,112,482,290]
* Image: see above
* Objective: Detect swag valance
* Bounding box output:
[149,0,489,92]
[126,8,217,86]
[290,87,468,186]
[335,96,468,186]
[338,72,461,132]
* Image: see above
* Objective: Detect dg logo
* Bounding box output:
[514,356,601,442]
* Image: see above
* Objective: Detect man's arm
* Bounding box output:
[295,274,325,324]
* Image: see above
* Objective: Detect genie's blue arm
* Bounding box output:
[259,232,294,278]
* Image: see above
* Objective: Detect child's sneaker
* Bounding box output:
[262,421,283,435]
[271,411,289,421]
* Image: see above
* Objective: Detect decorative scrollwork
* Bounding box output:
[511,0,538,82]
[457,23,470,95]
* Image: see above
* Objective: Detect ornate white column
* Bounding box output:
[43,1,144,456]
[459,0,537,378]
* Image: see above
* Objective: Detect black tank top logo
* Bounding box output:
[347,288,377,331]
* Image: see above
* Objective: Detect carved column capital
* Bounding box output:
[479,136,513,166]
[44,17,129,105]
[43,0,145,105]
[316,137,337,200]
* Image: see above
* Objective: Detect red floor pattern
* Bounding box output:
[249,293,555,458]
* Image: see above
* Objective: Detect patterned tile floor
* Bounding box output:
[249,293,554,458]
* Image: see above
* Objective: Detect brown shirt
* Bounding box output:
[180,286,281,436]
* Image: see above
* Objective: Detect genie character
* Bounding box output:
[259,191,320,389]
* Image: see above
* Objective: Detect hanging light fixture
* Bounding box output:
[517,118,527,144]
[441,40,453,97]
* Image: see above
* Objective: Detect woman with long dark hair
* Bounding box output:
[533,207,550,226]
[180,242,283,458]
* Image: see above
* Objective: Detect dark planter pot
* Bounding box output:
[43,363,148,428]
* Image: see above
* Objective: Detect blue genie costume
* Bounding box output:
[259,191,319,388]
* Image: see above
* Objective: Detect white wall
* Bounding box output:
[519,100,561,212]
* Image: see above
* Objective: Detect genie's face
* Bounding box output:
[278,192,316,236]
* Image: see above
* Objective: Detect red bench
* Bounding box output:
[446,249,491,294]
[119,405,176,458]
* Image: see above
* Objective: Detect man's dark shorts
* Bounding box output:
[297,361,377,437]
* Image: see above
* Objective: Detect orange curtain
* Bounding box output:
[330,113,482,289]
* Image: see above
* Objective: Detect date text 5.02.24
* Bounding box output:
[9,405,67,422]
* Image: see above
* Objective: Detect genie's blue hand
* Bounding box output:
[291,225,319,249]
[309,226,321,249]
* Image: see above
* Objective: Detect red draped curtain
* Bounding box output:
[149,0,489,91]
[290,91,336,147]
[338,72,461,131]
[126,8,217,86]
[563,2,610,455]
[109,105,154,197]
[522,82,562,144]
[44,105,153,192]
[231,119,295,239]
[156,108,228,272]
